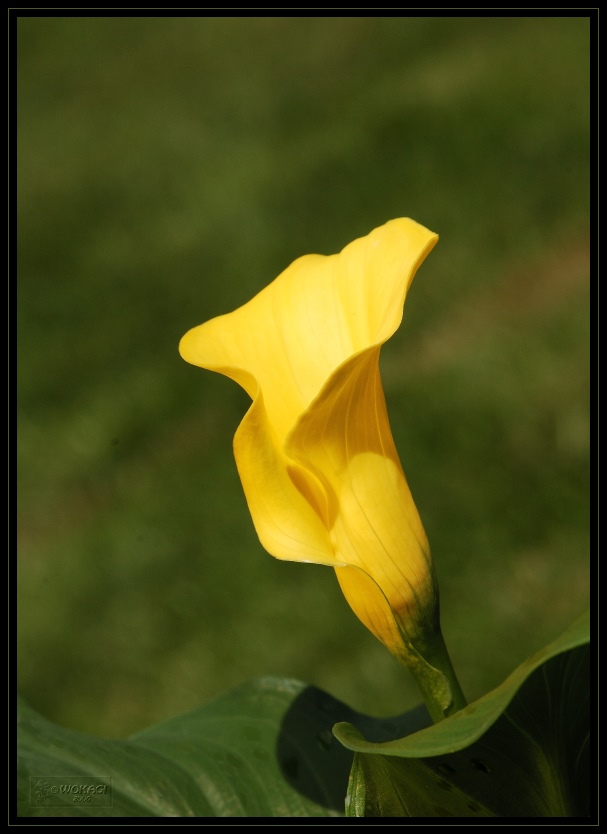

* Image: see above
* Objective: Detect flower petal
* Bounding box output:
[232,386,342,566]
[179,218,441,659]
[333,564,408,660]
[179,218,438,443]
[287,347,437,639]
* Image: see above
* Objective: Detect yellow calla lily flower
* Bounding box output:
[179,218,442,669]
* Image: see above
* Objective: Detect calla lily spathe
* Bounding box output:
[179,219,440,664]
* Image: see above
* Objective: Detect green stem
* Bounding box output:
[401,629,467,724]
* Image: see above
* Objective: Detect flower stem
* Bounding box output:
[401,629,467,724]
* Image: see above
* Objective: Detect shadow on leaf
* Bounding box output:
[275,684,430,812]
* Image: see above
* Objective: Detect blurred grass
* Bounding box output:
[17,16,590,738]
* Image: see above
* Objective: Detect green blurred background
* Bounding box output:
[17,16,590,738]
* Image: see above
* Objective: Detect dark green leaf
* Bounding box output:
[17,675,429,818]
[17,613,590,818]
[346,753,497,817]
[336,611,590,817]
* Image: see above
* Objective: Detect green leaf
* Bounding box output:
[17,675,429,818]
[345,753,498,817]
[17,613,590,818]
[335,610,590,817]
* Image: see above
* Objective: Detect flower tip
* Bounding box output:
[177,330,191,362]
[178,319,217,369]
